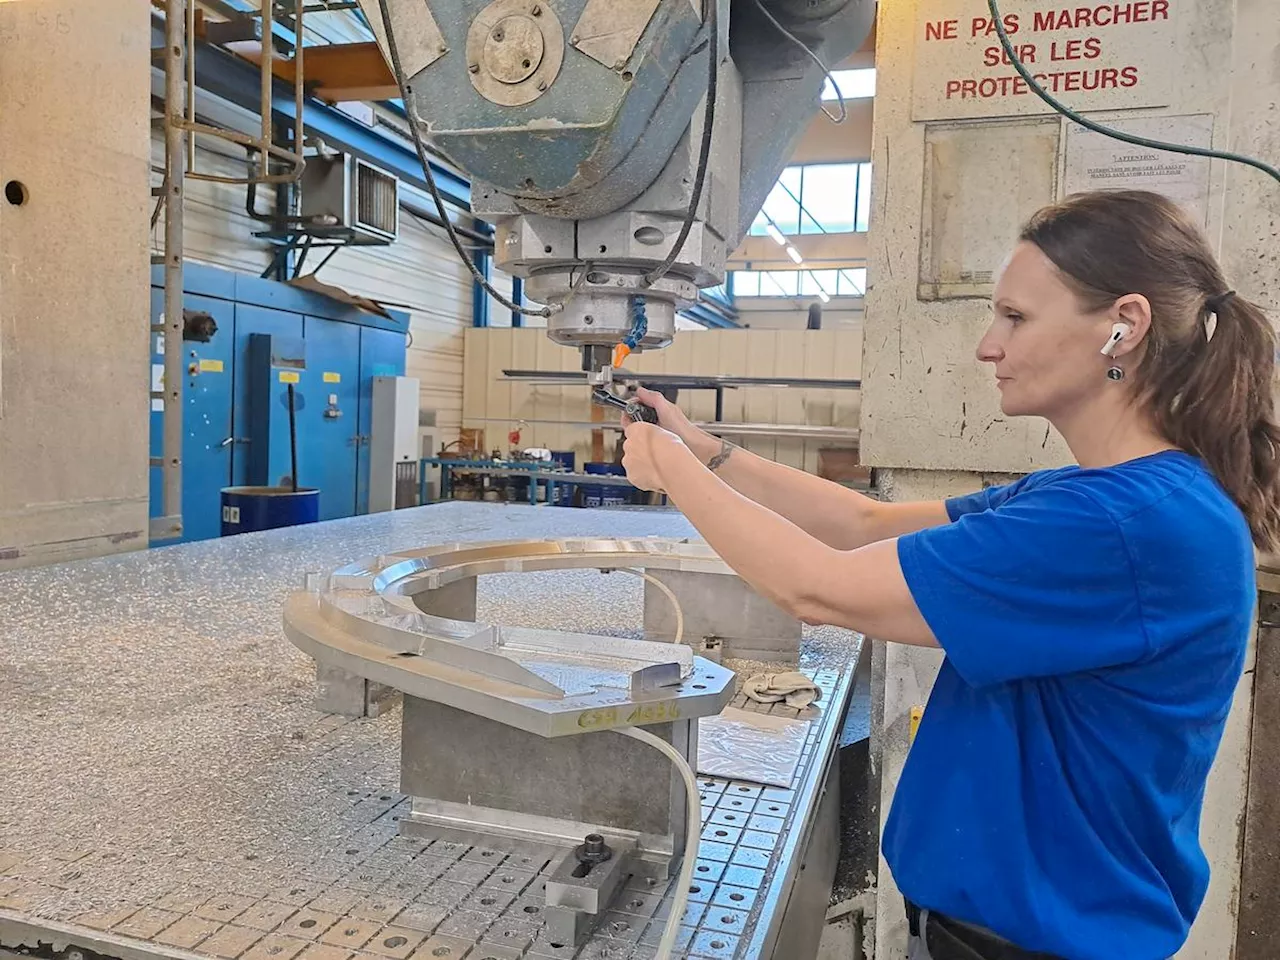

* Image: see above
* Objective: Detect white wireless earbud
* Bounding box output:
[1100,322,1130,357]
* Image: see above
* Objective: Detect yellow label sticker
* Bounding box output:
[278,371,300,384]
[909,705,925,742]
[198,359,224,373]
[323,372,341,383]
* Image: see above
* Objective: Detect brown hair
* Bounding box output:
[1020,189,1280,551]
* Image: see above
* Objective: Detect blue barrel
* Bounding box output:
[220,486,320,536]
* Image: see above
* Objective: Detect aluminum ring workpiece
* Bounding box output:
[283,537,738,736]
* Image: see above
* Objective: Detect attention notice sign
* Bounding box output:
[911,0,1179,121]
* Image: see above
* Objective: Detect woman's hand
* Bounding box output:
[630,387,720,465]
[621,420,689,491]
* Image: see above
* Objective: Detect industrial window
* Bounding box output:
[749,162,872,237]
[732,268,867,299]
[822,68,876,101]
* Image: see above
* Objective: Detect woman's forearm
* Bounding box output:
[687,431,944,550]
[649,434,937,646]
[714,444,876,548]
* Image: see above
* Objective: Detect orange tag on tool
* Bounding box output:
[612,343,632,368]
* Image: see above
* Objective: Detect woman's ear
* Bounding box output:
[1110,294,1152,357]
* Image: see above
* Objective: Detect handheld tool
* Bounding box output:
[591,387,660,425]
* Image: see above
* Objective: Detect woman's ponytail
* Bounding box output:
[1151,292,1280,551]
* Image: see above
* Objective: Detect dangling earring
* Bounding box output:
[1106,365,1125,381]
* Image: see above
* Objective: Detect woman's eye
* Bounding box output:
[1007,313,1024,324]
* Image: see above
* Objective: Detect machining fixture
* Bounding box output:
[282,537,778,943]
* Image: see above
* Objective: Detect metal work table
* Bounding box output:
[0,503,859,960]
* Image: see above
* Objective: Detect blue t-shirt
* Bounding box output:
[886,451,1255,960]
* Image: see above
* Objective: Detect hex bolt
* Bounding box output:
[531,3,541,14]
[537,80,548,91]
[570,34,580,44]
[575,833,612,865]
[469,63,480,73]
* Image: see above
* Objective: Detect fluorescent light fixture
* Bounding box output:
[766,223,787,246]
[817,289,830,303]
[786,246,803,264]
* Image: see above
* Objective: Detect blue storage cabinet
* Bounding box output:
[297,319,362,521]
[148,281,237,544]
[148,264,410,544]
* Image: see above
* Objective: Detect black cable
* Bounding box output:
[750,0,846,124]
[150,174,169,229]
[403,204,491,249]
[642,0,721,287]
[988,0,1279,185]
[374,0,550,317]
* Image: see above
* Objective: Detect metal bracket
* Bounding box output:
[570,0,662,71]
[544,834,634,948]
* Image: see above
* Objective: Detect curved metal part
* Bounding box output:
[285,538,738,737]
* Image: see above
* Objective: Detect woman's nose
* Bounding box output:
[976,326,1004,363]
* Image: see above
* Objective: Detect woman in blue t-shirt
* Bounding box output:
[618,189,1276,960]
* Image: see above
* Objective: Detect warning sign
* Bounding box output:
[1063,113,1213,224]
[911,0,1178,121]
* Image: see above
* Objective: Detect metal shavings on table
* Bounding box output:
[0,503,859,960]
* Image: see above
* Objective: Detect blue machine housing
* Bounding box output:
[148,263,410,544]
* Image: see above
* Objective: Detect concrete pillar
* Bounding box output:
[0,0,152,570]
[861,1,1279,957]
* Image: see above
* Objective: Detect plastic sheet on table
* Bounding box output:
[696,706,810,788]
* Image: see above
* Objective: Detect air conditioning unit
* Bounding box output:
[301,152,400,243]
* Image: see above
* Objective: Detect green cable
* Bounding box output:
[987,0,1280,186]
